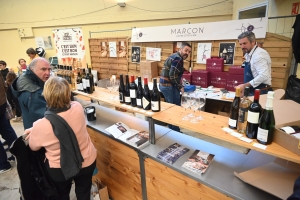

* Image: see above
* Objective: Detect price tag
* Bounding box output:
[230,132,242,138]
[239,137,253,143]
[222,127,234,133]
[253,143,267,150]
[121,104,127,107]
[140,110,146,113]
[146,111,154,115]
[133,108,139,111]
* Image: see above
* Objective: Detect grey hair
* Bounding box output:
[29,57,48,70]
[237,31,256,43]
[180,42,191,49]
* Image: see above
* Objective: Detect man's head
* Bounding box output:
[29,58,51,82]
[238,31,256,54]
[26,48,37,59]
[178,42,192,60]
[0,60,7,70]
[18,58,26,65]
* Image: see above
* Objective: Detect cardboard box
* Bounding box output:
[209,72,227,88]
[206,57,224,72]
[226,74,243,91]
[274,120,300,156]
[191,70,210,88]
[228,66,244,75]
[181,73,192,84]
[234,158,300,200]
[139,60,158,71]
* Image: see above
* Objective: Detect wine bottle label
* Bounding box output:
[280,126,295,134]
[119,93,124,101]
[257,127,268,142]
[125,96,131,103]
[247,111,259,124]
[228,118,237,128]
[151,101,159,111]
[238,108,247,123]
[130,89,136,98]
[86,79,90,87]
[77,83,83,90]
[137,98,142,106]
[142,97,150,108]
[82,79,87,89]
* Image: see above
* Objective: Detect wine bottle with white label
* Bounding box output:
[246,89,262,139]
[124,75,131,105]
[279,126,300,135]
[76,72,83,92]
[119,74,125,103]
[257,91,275,145]
[237,87,252,134]
[129,75,137,107]
[228,87,240,129]
[142,77,151,110]
[151,78,160,112]
[136,76,143,108]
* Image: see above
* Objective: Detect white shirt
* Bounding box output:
[245,45,272,88]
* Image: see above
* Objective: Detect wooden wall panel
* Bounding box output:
[87,128,142,200]
[144,158,233,200]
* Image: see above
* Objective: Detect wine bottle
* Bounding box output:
[279,126,300,135]
[129,75,137,107]
[88,66,95,92]
[82,68,87,93]
[257,91,275,145]
[142,77,151,110]
[124,75,131,105]
[136,77,143,108]
[151,78,161,112]
[70,66,75,89]
[246,89,262,139]
[119,75,125,103]
[228,87,241,129]
[237,87,252,134]
[76,72,83,92]
[85,71,92,94]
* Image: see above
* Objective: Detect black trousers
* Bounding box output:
[45,160,96,200]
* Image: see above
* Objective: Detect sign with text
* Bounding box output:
[131,18,267,42]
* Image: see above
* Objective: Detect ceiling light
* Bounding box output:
[118,2,126,7]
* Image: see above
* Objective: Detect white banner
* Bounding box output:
[131,18,267,42]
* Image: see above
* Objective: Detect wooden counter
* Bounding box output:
[152,105,300,164]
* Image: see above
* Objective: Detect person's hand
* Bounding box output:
[180,87,184,94]
[24,128,32,140]
[236,84,245,97]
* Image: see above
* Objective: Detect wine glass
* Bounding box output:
[187,92,196,118]
[181,92,191,121]
[113,80,120,101]
[190,94,200,123]
[196,92,206,120]
[106,80,113,93]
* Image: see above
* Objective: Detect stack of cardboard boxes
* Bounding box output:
[139,61,158,80]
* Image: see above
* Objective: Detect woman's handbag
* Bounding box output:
[5,101,14,120]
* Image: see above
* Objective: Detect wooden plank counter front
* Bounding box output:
[152,105,300,164]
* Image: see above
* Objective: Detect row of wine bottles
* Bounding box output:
[56,65,74,87]
[76,68,95,94]
[228,87,275,145]
[119,75,161,112]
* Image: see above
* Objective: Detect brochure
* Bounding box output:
[182,149,215,174]
[126,130,149,147]
[105,122,131,138]
[156,143,190,165]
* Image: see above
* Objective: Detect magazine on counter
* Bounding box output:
[156,143,190,165]
[182,149,215,174]
[105,122,150,148]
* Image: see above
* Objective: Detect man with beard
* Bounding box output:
[159,42,191,132]
[237,31,272,96]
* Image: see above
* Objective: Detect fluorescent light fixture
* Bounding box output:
[118,2,126,7]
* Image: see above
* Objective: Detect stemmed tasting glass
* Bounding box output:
[113,80,120,101]
[181,92,191,121]
[190,94,201,124]
[196,92,206,120]
[106,80,113,93]
[187,92,196,118]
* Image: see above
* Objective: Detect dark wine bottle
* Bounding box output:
[228,87,241,129]
[246,89,262,139]
[237,87,252,134]
[142,77,151,110]
[88,67,95,92]
[129,75,137,107]
[151,78,160,112]
[82,68,87,93]
[136,77,143,108]
[85,71,92,94]
[279,126,300,134]
[76,72,83,92]
[257,91,275,145]
[119,75,125,103]
[124,75,131,105]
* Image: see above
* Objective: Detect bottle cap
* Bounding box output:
[267,91,274,99]
[144,77,148,85]
[130,75,135,83]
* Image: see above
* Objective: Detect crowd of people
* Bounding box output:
[0,48,97,200]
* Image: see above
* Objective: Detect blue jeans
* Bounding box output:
[0,110,18,169]
[159,84,181,132]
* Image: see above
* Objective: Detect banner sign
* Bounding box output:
[131,18,267,42]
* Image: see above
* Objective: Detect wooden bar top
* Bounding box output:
[152,105,300,164]
[72,87,175,117]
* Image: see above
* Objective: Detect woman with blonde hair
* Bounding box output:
[25,76,97,200]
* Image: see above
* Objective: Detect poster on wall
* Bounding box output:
[218,42,236,65]
[196,43,212,64]
[100,42,108,57]
[109,41,117,57]
[118,41,127,57]
[146,47,161,61]
[52,28,86,66]
[131,46,140,63]
[35,36,53,49]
